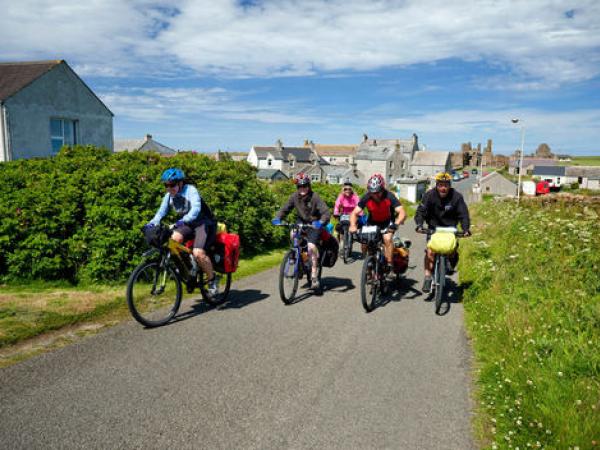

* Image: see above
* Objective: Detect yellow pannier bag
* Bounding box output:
[427,231,457,255]
[217,222,228,233]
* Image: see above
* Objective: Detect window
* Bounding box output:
[311,174,319,181]
[267,158,272,167]
[289,158,295,168]
[417,170,422,176]
[50,118,77,153]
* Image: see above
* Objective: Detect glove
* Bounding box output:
[142,223,155,232]
[175,220,185,228]
[271,218,282,226]
[312,220,323,229]
[463,230,472,237]
[388,223,398,231]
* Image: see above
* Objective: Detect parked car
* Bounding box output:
[471,168,477,175]
[453,173,461,181]
[462,171,469,178]
[536,181,550,195]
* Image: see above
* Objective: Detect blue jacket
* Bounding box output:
[149,185,214,226]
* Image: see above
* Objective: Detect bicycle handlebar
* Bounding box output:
[416,227,466,237]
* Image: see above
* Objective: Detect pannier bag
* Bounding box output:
[392,247,409,274]
[320,234,339,268]
[427,231,457,255]
[211,232,241,273]
[145,225,171,248]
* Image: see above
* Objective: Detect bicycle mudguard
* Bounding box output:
[142,248,160,258]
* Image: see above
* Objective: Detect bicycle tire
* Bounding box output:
[126,260,182,327]
[434,255,446,314]
[361,255,378,312]
[279,250,299,304]
[200,271,232,306]
[343,230,352,263]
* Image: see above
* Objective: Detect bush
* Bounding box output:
[0,146,285,283]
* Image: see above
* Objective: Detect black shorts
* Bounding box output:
[174,222,216,250]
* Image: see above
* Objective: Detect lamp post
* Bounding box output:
[511,118,526,203]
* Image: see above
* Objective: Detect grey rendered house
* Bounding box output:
[355,135,419,184]
[409,151,452,179]
[0,60,113,161]
[479,171,517,196]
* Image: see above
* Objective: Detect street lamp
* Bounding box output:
[511,118,526,203]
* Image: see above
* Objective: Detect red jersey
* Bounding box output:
[358,190,401,224]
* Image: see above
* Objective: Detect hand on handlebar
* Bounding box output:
[463,230,472,237]
[271,218,282,226]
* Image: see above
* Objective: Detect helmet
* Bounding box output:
[434,172,452,183]
[294,172,311,187]
[343,179,353,187]
[367,173,385,193]
[161,168,185,183]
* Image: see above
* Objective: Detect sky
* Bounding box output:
[1,0,600,156]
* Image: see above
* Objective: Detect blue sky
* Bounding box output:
[2,0,600,155]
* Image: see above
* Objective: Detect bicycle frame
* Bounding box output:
[283,224,313,278]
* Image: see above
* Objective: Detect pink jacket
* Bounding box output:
[334,193,362,216]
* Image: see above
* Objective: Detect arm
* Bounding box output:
[349,205,363,233]
[333,195,342,216]
[276,193,296,220]
[394,205,407,225]
[181,185,202,223]
[414,192,429,229]
[149,193,170,226]
[314,194,331,223]
[456,195,471,233]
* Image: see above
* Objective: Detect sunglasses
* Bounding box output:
[164,182,177,188]
[343,188,353,192]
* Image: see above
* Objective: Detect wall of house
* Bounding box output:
[481,176,517,196]
[257,154,283,170]
[247,149,259,166]
[410,164,448,179]
[3,63,113,160]
[356,159,389,183]
[0,106,6,162]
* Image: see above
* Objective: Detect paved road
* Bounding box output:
[0,227,474,449]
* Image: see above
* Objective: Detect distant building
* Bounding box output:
[565,166,600,190]
[257,169,289,182]
[0,60,113,161]
[532,165,566,187]
[409,151,452,179]
[306,140,358,165]
[321,164,361,185]
[247,139,327,178]
[479,171,517,197]
[114,134,176,154]
[355,134,419,184]
[509,157,556,175]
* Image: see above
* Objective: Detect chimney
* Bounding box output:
[146,134,152,141]
[304,139,309,147]
[362,133,368,143]
[276,139,283,151]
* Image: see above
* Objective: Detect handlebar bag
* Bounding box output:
[427,232,457,255]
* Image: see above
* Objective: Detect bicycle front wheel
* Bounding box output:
[279,250,300,304]
[126,261,182,327]
[361,255,378,312]
[434,255,446,314]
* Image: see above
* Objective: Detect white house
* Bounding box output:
[565,166,600,190]
[247,140,327,178]
[0,60,113,161]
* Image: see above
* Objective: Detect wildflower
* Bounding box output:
[576,400,582,405]
[558,371,563,377]
[524,277,530,281]
[527,379,533,385]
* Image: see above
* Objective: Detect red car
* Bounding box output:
[536,181,550,195]
[462,171,469,178]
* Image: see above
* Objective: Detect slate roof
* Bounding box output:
[411,151,450,166]
[114,135,176,154]
[314,145,358,157]
[509,158,556,168]
[0,60,61,101]
[565,166,600,178]
[322,164,353,176]
[480,171,516,185]
[532,165,566,176]
[363,138,416,153]
[356,144,395,161]
[257,169,288,179]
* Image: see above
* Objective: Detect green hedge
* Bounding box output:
[0,146,285,283]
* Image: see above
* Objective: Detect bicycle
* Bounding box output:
[355,225,394,313]
[276,222,323,304]
[337,214,353,264]
[417,226,465,315]
[126,224,232,327]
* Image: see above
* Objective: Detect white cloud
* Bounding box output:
[2,0,599,86]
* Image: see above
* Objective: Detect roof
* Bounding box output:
[322,164,353,176]
[114,135,176,154]
[565,166,600,178]
[356,144,395,161]
[532,165,566,176]
[480,171,516,185]
[363,138,416,153]
[509,157,556,168]
[314,145,358,157]
[257,169,288,179]
[411,151,450,166]
[282,147,313,163]
[0,60,61,101]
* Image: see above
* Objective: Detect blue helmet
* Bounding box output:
[160,168,185,183]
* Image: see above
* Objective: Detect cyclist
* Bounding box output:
[349,173,407,267]
[145,168,220,296]
[414,172,471,293]
[333,180,363,243]
[271,172,331,290]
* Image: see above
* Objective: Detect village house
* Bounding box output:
[355,134,419,184]
[0,60,113,161]
[508,157,556,175]
[565,166,600,190]
[114,134,176,154]
[247,139,327,180]
[479,171,517,197]
[532,165,566,188]
[409,151,452,179]
[256,168,289,182]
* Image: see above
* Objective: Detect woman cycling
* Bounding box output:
[333,181,363,242]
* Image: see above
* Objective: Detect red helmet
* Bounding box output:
[367,173,385,193]
[294,172,311,187]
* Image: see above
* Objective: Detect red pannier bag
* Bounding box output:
[214,232,240,273]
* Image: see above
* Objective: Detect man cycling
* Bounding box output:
[271,172,330,290]
[145,168,220,296]
[414,172,471,293]
[349,173,407,267]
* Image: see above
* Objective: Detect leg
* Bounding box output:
[307,242,319,279]
[422,247,435,293]
[383,232,394,265]
[193,248,214,281]
[171,231,184,243]
[193,223,215,281]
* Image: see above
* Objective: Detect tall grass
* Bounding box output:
[461,197,600,449]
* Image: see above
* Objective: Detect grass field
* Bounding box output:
[460,197,600,449]
[559,156,600,166]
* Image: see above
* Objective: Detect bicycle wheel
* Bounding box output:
[360,255,378,312]
[434,255,446,314]
[126,260,182,327]
[343,230,352,263]
[200,270,232,306]
[279,250,300,304]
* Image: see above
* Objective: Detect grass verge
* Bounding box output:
[460,197,600,449]
[0,247,286,367]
